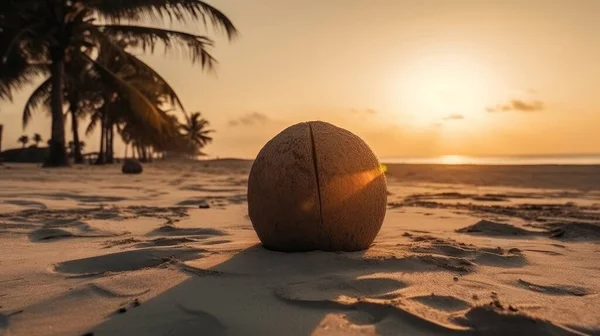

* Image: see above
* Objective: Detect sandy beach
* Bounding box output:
[0,161,599,336]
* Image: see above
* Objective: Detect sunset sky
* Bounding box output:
[1,0,599,159]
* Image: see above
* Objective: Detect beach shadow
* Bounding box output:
[83,244,475,336]
[81,241,584,335]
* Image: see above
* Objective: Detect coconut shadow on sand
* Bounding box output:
[84,243,583,336]
[84,244,468,336]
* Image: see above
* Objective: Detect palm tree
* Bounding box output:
[68,140,86,156]
[32,133,42,147]
[82,44,191,164]
[1,0,237,167]
[18,135,29,148]
[181,112,214,149]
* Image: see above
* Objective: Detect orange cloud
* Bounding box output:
[228,112,270,126]
[442,114,465,121]
[486,99,545,113]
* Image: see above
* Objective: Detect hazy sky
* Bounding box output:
[2,0,600,158]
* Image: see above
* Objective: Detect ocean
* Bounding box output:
[380,154,600,165]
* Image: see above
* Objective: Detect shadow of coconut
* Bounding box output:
[84,244,475,336]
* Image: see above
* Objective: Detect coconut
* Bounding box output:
[122,159,143,175]
[247,121,387,252]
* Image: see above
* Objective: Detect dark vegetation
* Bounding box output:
[0,0,237,166]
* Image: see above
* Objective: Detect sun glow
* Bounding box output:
[392,49,499,129]
[438,155,468,165]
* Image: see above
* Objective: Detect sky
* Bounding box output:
[1,0,600,159]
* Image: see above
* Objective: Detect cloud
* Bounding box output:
[511,100,544,111]
[228,112,270,127]
[350,108,378,115]
[442,114,465,121]
[486,99,545,113]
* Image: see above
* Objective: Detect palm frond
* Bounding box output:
[82,0,237,40]
[0,7,50,101]
[87,26,189,114]
[0,50,47,102]
[81,53,166,132]
[127,57,186,111]
[100,25,217,70]
[86,112,101,135]
[22,77,52,128]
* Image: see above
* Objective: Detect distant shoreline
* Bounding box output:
[199,154,600,166]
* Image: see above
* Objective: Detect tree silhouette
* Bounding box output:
[18,135,29,148]
[1,1,237,167]
[68,141,86,157]
[32,133,42,147]
[181,112,215,148]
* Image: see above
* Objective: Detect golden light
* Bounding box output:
[300,165,386,213]
[391,47,499,129]
[438,155,468,165]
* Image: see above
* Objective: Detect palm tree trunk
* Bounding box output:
[124,143,128,159]
[97,126,105,165]
[70,108,83,164]
[104,124,109,163]
[138,146,145,162]
[96,113,106,165]
[43,51,69,167]
[105,123,111,163]
[107,123,114,164]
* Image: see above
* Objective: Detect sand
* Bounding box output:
[0,161,599,336]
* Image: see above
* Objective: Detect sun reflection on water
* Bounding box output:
[438,155,468,165]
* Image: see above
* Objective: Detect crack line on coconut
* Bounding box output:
[308,122,331,250]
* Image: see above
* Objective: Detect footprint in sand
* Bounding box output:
[73,283,150,299]
[135,237,198,248]
[473,249,527,268]
[542,222,600,241]
[454,306,584,335]
[276,276,471,334]
[276,276,408,303]
[29,228,117,242]
[515,279,593,297]
[522,249,564,256]
[456,220,541,237]
[410,294,471,312]
[54,247,205,275]
[201,239,232,246]
[410,238,526,269]
[4,200,47,210]
[29,228,74,241]
[147,225,227,238]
